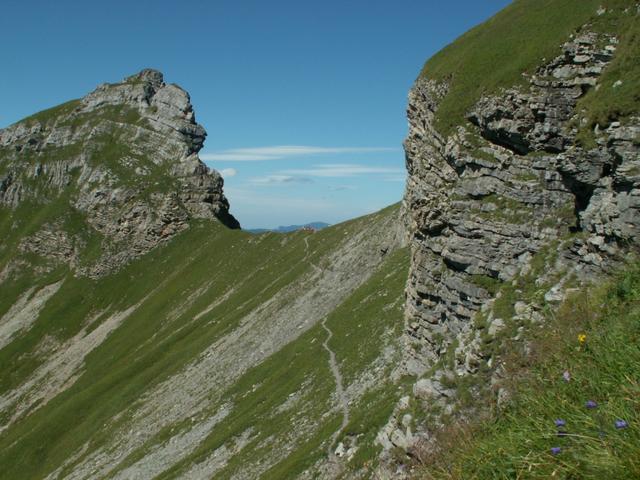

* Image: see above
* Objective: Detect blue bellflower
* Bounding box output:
[615,419,628,429]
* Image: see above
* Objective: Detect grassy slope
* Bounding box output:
[0,77,409,479]
[0,205,409,479]
[577,4,640,133]
[271,247,410,478]
[420,0,638,138]
[155,247,410,480]
[415,260,640,479]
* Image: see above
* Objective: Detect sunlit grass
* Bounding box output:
[420,0,638,141]
[414,260,640,479]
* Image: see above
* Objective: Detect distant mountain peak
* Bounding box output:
[0,70,239,278]
[246,221,330,234]
[124,68,165,87]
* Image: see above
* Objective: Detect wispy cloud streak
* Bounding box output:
[201,145,398,162]
[282,163,405,178]
[248,175,313,185]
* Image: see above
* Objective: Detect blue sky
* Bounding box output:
[1,0,511,228]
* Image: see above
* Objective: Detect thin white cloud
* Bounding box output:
[219,167,237,178]
[202,153,275,161]
[201,145,398,162]
[283,163,405,178]
[249,174,313,185]
[383,174,407,182]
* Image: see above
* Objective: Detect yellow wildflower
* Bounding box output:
[578,333,587,344]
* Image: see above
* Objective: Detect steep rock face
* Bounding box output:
[0,69,238,277]
[401,22,639,426]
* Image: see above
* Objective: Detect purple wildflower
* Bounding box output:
[562,371,571,382]
[551,447,561,455]
[615,419,628,429]
[585,400,598,409]
[555,419,566,427]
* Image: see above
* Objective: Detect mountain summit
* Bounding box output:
[0,69,238,278]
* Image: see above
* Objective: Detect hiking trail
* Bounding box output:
[303,234,350,460]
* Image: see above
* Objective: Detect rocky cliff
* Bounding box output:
[0,69,238,278]
[394,0,640,464]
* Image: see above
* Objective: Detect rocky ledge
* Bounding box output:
[0,69,239,277]
[387,22,640,466]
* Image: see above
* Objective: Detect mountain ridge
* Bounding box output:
[0,78,408,476]
[0,68,238,279]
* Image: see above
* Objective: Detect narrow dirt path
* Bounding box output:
[303,236,322,275]
[321,317,350,458]
[303,234,350,459]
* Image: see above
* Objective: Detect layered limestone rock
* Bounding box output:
[404,28,639,374]
[393,24,640,460]
[0,69,238,277]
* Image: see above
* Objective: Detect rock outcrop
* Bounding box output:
[0,69,238,277]
[395,19,640,463]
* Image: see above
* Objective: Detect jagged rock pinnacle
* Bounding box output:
[0,69,239,277]
[125,68,165,88]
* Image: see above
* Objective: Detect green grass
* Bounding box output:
[467,193,533,225]
[19,99,81,127]
[151,322,338,480]
[463,131,501,165]
[414,259,640,479]
[0,221,312,478]
[0,204,407,479]
[338,381,408,476]
[576,2,640,144]
[468,274,501,296]
[153,247,410,479]
[326,247,409,384]
[420,0,636,139]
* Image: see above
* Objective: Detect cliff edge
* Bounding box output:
[380,0,640,471]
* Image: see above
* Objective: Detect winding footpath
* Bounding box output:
[321,318,350,459]
[303,235,351,460]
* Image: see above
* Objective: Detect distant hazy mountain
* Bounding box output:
[246,221,330,234]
